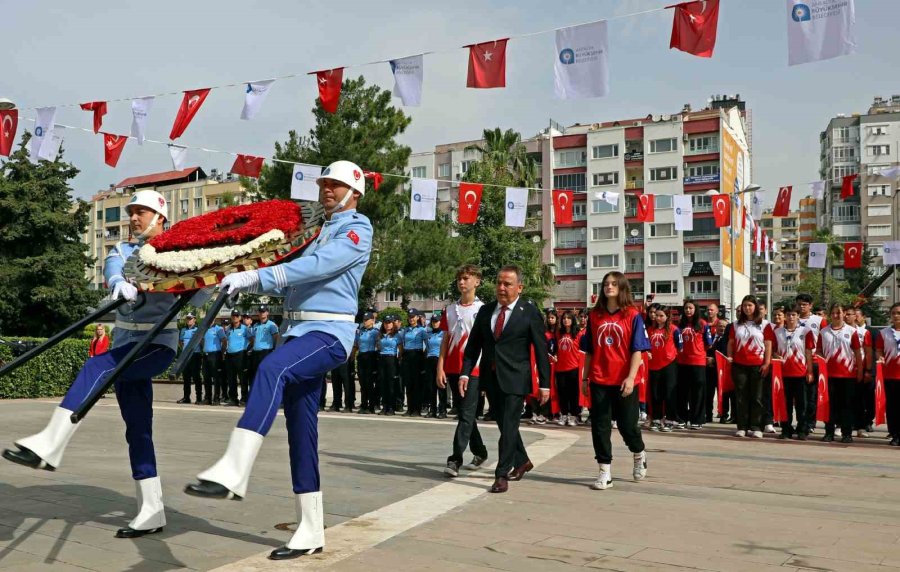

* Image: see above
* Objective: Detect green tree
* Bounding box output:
[457,128,554,304]
[802,229,844,307]
[845,243,887,323]
[0,135,101,336]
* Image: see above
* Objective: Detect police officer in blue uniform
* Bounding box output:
[355,312,379,414]
[203,319,227,405]
[378,315,402,415]
[400,310,428,416]
[224,310,251,406]
[424,315,446,418]
[3,190,209,539]
[247,305,279,395]
[184,160,372,560]
[178,313,203,404]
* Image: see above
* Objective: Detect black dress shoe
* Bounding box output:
[115,526,163,539]
[489,477,509,493]
[201,399,212,406]
[823,433,834,442]
[841,435,853,444]
[2,446,55,471]
[183,480,242,500]
[268,546,323,560]
[176,397,190,404]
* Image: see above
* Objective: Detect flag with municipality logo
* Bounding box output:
[410,178,437,221]
[807,242,827,268]
[554,21,609,99]
[787,0,856,66]
[291,164,322,201]
[884,241,900,266]
[673,195,693,231]
[390,55,423,107]
[505,187,528,227]
[241,79,275,120]
[29,107,56,163]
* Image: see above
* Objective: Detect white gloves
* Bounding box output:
[219,270,260,295]
[111,280,138,302]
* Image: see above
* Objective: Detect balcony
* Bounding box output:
[625,264,644,273]
[685,145,720,156]
[625,236,644,246]
[625,180,645,190]
[683,232,719,242]
[524,219,541,232]
[625,207,637,218]
[556,239,587,249]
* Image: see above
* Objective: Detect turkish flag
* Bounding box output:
[841,174,857,200]
[0,109,18,157]
[79,101,107,134]
[668,0,720,58]
[466,38,508,88]
[715,351,733,416]
[712,194,730,227]
[875,363,886,426]
[458,182,483,224]
[553,189,573,225]
[310,68,344,113]
[102,133,128,167]
[815,355,830,423]
[771,359,788,423]
[170,88,211,140]
[773,185,792,217]
[230,154,264,178]
[636,193,655,222]
[844,241,863,269]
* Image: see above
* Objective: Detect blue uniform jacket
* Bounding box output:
[356,326,379,353]
[225,324,251,353]
[378,333,401,357]
[180,326,200,354]
[203,325,226,353]
[252,320,279,350]
[400,325,427,352]
[425,329,444,358]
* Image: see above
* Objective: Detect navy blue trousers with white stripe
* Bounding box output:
[59,343,175,480]
[236,332,347,493]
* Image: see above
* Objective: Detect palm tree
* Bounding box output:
[465,128,537,188]
[802,228,844,306]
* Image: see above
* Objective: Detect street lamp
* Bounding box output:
[0,98,15,110]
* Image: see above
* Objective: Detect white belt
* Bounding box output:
[285,311,355,322]
[115,319,177,332]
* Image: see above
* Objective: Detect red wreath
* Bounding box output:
[148,200,302,252]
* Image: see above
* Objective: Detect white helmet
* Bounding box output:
[126,190,168,220]
[317,160,366,195]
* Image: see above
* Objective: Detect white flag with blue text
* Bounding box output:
[673,195,693,231]
[554,21,609,100]
[241,79,275,120]
[131,96,154,145]
[291,164,322,201]
[390,55,423,107]
[808,242,827,268]
[410,178,437,221]
[884,242,900,266]
[29,107,56,163]
[787,0,856,66]
[505,187,528,227]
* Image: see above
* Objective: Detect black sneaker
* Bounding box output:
[890,437,899,446]
[796,434,808,441]
[823,433,834,442]
[841,435,853,444]
[176,397,190,404]
[466,455,487,470]
[444,460,460,478]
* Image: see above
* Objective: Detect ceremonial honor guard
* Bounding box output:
[3,190,205,538]
[355,312,380,414]
[203,320,226,405]
[184,160,372,560]
[178,313,203,404]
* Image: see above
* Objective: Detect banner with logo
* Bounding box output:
[787,0,856,66]
[554,20,609,99]
[291,163,322,201]
[505,187,528,227]
[410,178,437,221]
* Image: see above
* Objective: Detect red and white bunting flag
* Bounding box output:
[230,154,264,178]
[0,109,18,157]
[668,0,720,58]
[844,241,862,269]
[712,193,730,227]
[170,88,211,140]
[458,183,483,224]
[466,39,508,89]
[841,173,857,199]
[764,233,771,263]
[636,193,655,222]
[79,101,107,134]
[310,68,344,114]
[773,185,792,217]
[553,189,573,225]
[102,133,128,167]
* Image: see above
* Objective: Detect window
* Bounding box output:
[654,194,673,209]
[556,256,586,275]
[867,204,891,217]
[686,248,719,263]
[412,166,427,178]
[833,203,859,223]
[868,184,890,197]
[438,163,451,178]
[411,293,425,301]
[689,280,719,295]
[650,281,678,295]
[556,227,586,248]
[868,224,891,237]
[868,145,891,157]
[650,167,677,182]
[385,291,400,303]
[833,165,858,180]
[592,172,619,186]
[683,217,718,240]
[688,136,718,154]
[460,160,475,173]
[833,147,856,160]
[686,164,719,177]
[104,207,120,223]
[572,202,587,221]
[591,226,619,241]
[837,127,851,141]
[592,254,619,268]
[591,199,619,214]
[649,138,677,153]
[592,144,619,159]
[869,125,888,136]
[194,197,202,210]
[556,150,587,167]
[180,199,189,214]
[649,223,676,238]
[649,251,678,266]
[96,209,103,221]
[553,173,586,194]
[692,195,712,211]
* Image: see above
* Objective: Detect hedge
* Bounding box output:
[0,338,90,399]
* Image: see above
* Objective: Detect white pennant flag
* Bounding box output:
[773,239,779,254]
[884,242,900,266]
[505,187,528,227]
[807,242,827,268]
[168,144,187,170]
[595,190,619,206]
[410,178,437,221]
[764,236,771,263]
[38,125,64,162]
[787,0,856,66]
[130,96,154,145]
[554,20,609,100]
[29,107,57,163]
[291,163,321,201]
[877,166,900,179]
[241,79,275,120]
[673,195,693,231]
[755,226,762,256]
[390,55,423,107]
[751,192,764,220]
[809,180,826,200]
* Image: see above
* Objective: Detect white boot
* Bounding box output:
[196,428,264,498]
[286,492,325,551]
[129,477,166,531]
[15,407,81,469]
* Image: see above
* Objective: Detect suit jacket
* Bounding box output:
[461,299,550,396]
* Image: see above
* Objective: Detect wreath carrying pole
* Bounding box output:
[170,291,232,378]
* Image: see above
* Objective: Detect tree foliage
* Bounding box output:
[0,135,100,336]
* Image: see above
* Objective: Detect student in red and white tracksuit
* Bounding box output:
[818,303,863,443]
[645,303,682,432]
[796,294,826,433]
[773,306,815,440]
[581,272,650,490]
[850,308,875,437]
[874,302,900,447]
[676,301,712,429]
[728,295,772,438]
[555,311,583,427]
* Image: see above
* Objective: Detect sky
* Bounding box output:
[2,0,898,206]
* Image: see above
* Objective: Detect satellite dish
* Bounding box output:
[630,229,639,237]
[574,261,582,269]
[531,235,540,243]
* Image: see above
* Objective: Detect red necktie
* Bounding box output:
[494,305,508,340]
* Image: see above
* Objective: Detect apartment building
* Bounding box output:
[753,209,802,306]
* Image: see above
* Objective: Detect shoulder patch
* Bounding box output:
[347,230,360,245]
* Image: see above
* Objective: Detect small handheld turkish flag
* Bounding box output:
[668,0,720,58]
[773,185,792,217]
[844,241,863,269]
[0,109,18,157]
[553,189,573,225]
[841,174,857,200]
[466,38,508,88]
[170,89,211,140]
[310,68,344,113]
[80,101,107,134]
[230,154,264,178]
[458,183,483,224]
[102,133,128,168]
[875,363,886,426]
[636,193,655,222]
[771,359,787,423]
[815,355,830,423]
[712,194,730,227]
[715,351,732,416]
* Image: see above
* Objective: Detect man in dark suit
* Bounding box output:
[460,265,551,494]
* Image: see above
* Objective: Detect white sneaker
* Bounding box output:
[764,424,776,434]
[591,463,613,490]
[857,429,869,438]
[632,451,647,481]
[612,420,618,429]
[556,415,566,426]
[566,416,577,427]
[639,411,648,423]
[751,430,764,439]
[735,429,746,437]
[835,428,843,437]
